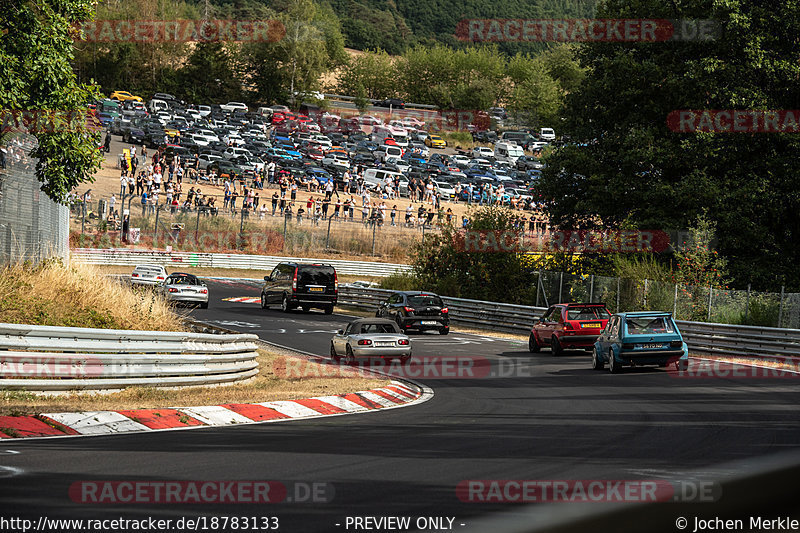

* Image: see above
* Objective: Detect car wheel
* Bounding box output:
[550,336,562,357]
[591,346,604,370]
[345,345,356,365]
[324,305,334,315]
[399,352,411,364]
[330,342,340,362]
[281,294,291,312]
[528,332,540,353]
[260,293,269,309]
[439,327,449,335]
[301,306,309,312]
[608,349,621,374]
[200,301,208,309]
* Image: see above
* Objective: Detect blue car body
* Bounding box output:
[592,311,689,372]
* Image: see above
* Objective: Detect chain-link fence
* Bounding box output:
[532,271,800,329]
[0,135,69,265]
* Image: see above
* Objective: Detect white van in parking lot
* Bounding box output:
[494,142,524,164]
[363,168,404,191]
[540,128,556,141]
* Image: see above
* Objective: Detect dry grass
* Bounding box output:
[690,354,800,374]
[0,348,389,415]
[0,261,184,331]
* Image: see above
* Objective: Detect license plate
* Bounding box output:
[421,321,439,325]
[639,343,665,349]
[583,323,601,328]
[375,341,395,347]
[308,287,324,292]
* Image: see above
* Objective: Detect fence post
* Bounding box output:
[558,272,563,304]
[616,277,620,313]
[325,216,332,249]
[673,283,678,318]
[643,279,648,308]
[535,270,541,307]
[589,275,594,303]
[371,221,377,256]
[153,205,160,248]
[195,208,201,240]
[707,284,713,321]
[744,283,751,322]
[778,285,785,328]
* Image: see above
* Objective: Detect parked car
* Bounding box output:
[110,90,143,102]
[529,303,612,355]
[130,264,167,287]
[261,262,338,314]
[425,135,447,149]
[330,318,412,364]
[592,311,689,373]
[375,291,450,335]
[376,98,405,109]
[160,272,209,308]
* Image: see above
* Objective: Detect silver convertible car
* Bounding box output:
[160,272,209,308]
[330,318,412,363]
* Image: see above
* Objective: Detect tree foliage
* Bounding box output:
[337,49,397,99]
[2,0,104,203]
[538,0,800,290]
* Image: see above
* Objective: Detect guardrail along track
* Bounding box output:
[0,323,259,392]
[72,249,411,277]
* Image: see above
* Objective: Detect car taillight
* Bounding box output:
[670,340,683,348]
[334,271,338,294]
[157,276,164,280]
[441,307,448,314]
[357,339,372,345]
[398,339,409,345]
[563,322,574,330]
[201,288,208,294]
[292,269,297,291]
[132,273,139,277]
[404,307,415,313]
[168,288,178,293]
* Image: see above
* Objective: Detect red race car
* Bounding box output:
[529,303,611,356]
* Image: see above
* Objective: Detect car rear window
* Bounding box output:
[567,307,610,321]
[408,295,444,307]
[625,316,675,335]
[167,275,199,285]
[359,323,399,334]
[298,266,335,285]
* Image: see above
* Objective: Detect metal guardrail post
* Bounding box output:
[558,272,563,304]
[589,275,594,303]
[673,283,678,317]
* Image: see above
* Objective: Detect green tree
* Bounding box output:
[506,64,563,128]
[353,83,370,113]
[244,0,346,105]
[337,49,398,100]
[538,0,800,290]
[178,43,243,104]
[2,0,103,202]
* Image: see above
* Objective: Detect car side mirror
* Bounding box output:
[264,275,271,281]
[337,329,344,335]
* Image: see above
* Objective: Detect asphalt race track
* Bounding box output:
[1,279,800,532]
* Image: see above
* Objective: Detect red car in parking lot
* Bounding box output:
[529,303,612,356]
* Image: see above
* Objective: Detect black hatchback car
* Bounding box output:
[261,262,338,314]
[375,291,450,335]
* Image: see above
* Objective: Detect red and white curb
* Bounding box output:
[0,381,426,440]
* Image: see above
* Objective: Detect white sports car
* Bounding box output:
[330,318,412,363]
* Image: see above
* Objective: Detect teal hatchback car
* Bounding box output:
[592,311,689,373]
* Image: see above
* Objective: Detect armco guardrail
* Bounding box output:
[340,287,800,358]
[677,320,800,362]
[71,248,412,277]
[0,323,259,392]
[338,286,545,333]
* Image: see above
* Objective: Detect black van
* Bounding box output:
[260,262,338,314]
